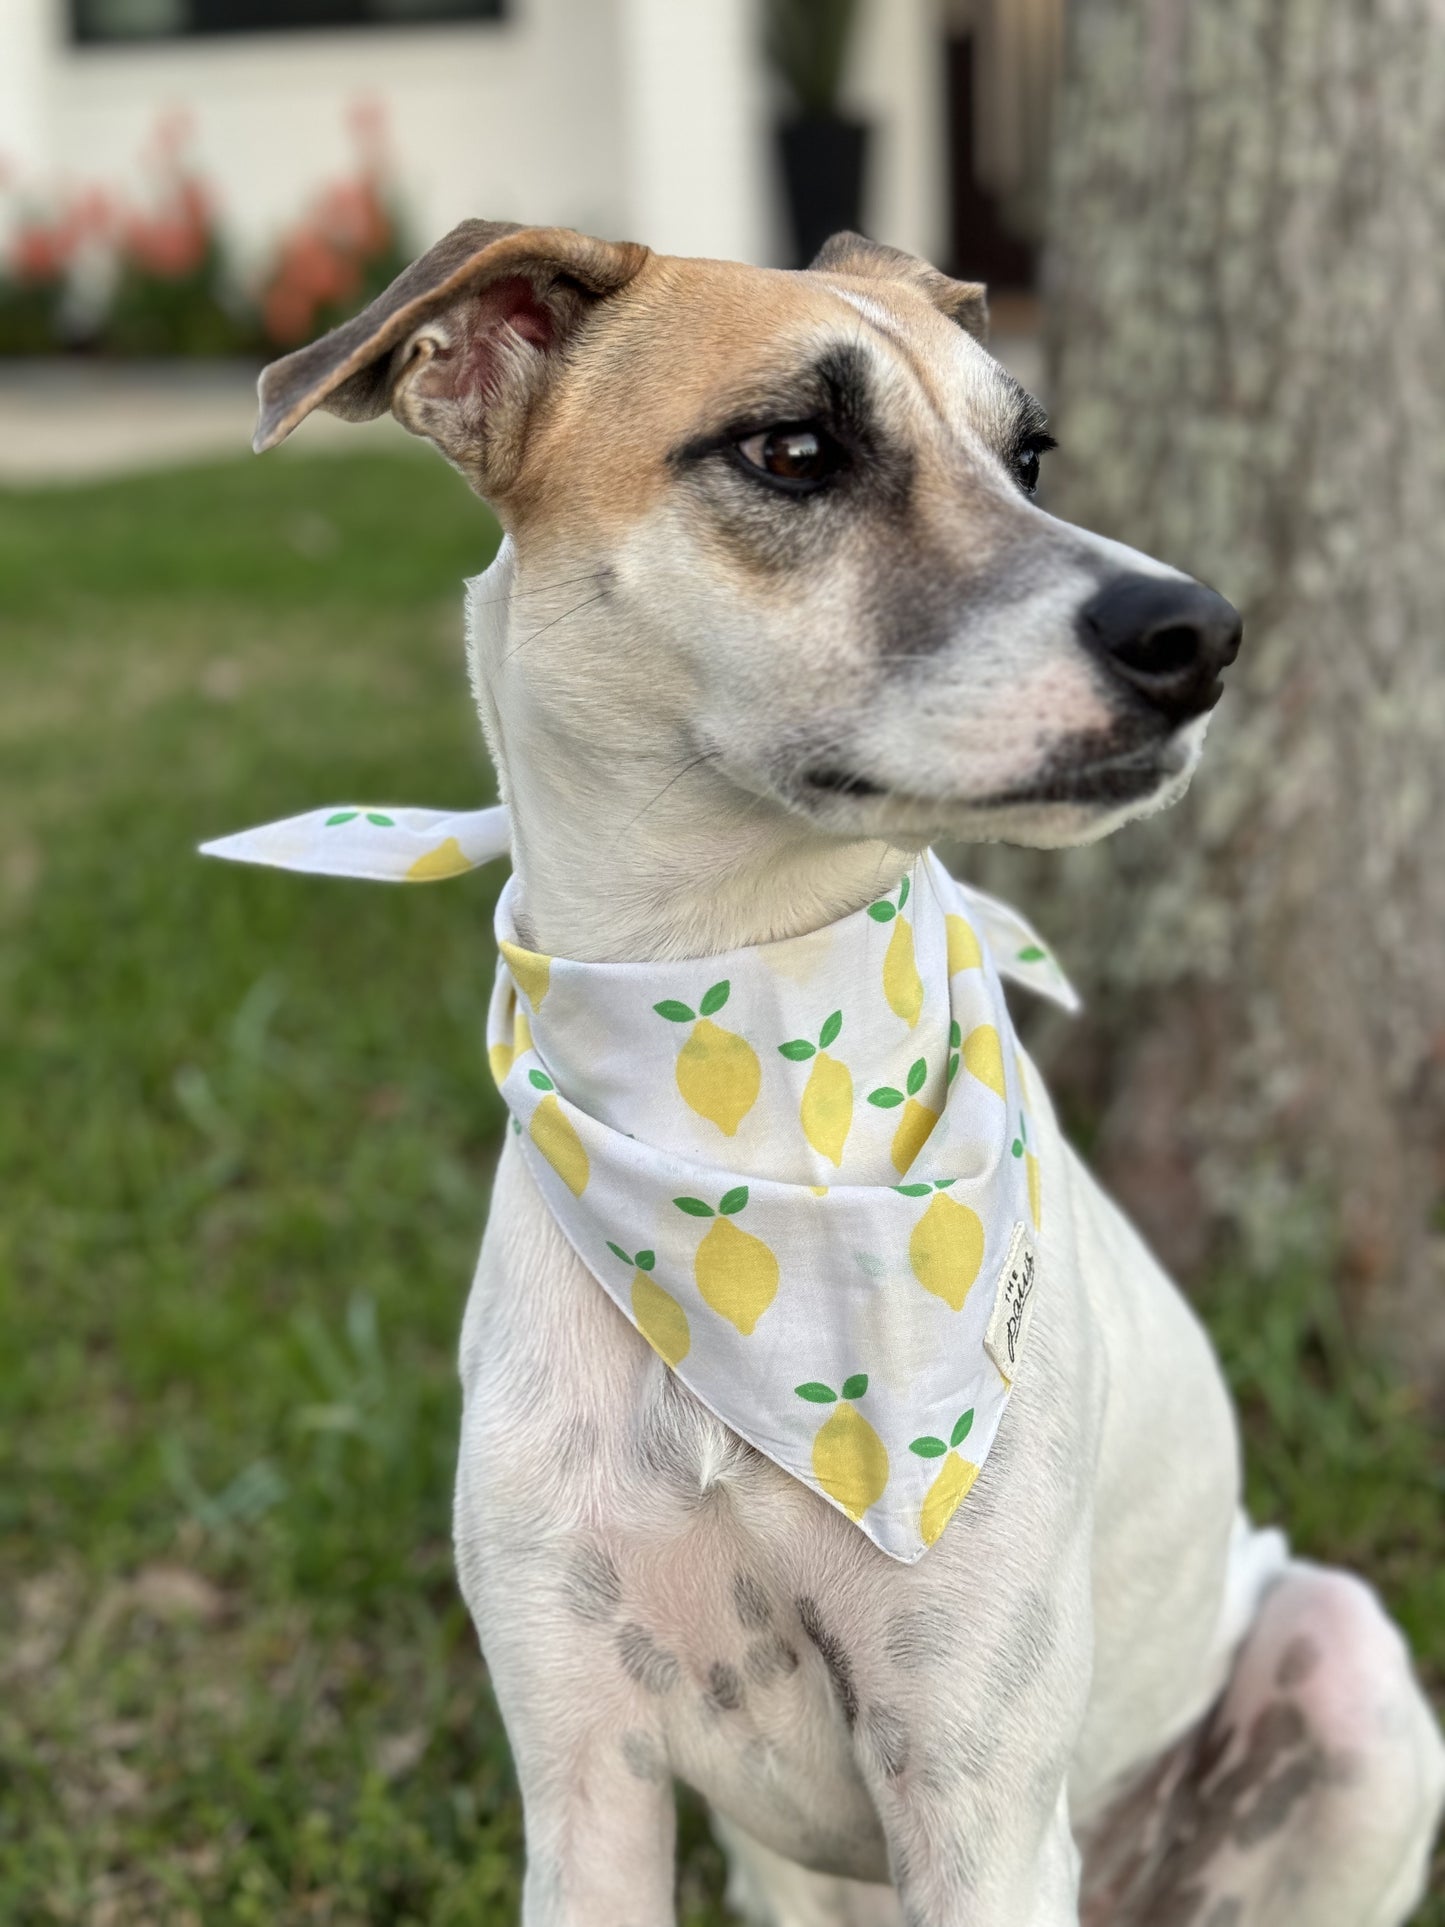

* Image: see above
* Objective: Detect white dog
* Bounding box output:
[245,222,1444,1925]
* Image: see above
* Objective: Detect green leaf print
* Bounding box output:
[950,1409,975,1448]
[719,1186,749,1216]
[325,811,358,826]
[366,812,395,826]
[699,981,731,1016]
[1017,944,1046,963]
[898,875,910,910]
[868,902,896,923]
[869,1087,904,1109]
[906,1057,927,1097]
[606,1241,631,1266]
[894,1183,932,1197]
[673,1196,715,1218]
[654,1000,696,1023]
[841,1373,868,1400]
[779,1039,816,1061]
[910,1436,947,1458]
[795,1382,838,1404]
[635,1250,656,1272]
[528,1069,554,1092]
[819,1010,843,1049]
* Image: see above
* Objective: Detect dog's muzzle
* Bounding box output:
[1079,575,1243,726]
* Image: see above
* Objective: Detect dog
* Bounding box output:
[251,222,1445,1925]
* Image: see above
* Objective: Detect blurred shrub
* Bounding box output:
[0,102,410,359]
[101,122,255,356]
[255,99,410,349]
[0,196,90,354]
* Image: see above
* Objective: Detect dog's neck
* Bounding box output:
[468,543,914,964]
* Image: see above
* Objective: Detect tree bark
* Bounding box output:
[976,0,1445,1383]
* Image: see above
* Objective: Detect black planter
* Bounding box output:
[777,116,870,267]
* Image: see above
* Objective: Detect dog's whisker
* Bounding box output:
[623,752,715,832]
[472,566,608,609]
[500,590,611,664]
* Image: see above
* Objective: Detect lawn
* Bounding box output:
[1,449,1440,1924]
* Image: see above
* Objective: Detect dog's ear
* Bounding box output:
[253,219,651,494]
[809,231,988,346]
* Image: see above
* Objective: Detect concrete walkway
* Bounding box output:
[0,323,1043,485]
[0,362,411,485]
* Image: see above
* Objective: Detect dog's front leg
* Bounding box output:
[455,1152,683,1925]
[459,1542,680,1927]
[505,1683,677,1927]
[843,1521,1094,1922]
[869,1777,1080,1927]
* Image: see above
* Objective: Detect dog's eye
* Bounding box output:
[1012,431,1057,497]
[735,425,842,490]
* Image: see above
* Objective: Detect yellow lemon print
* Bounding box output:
[946,914,982,975]
[911,1410,980,1547]
[406,835,474,882]
[488,1002,533,1087]
[500,939,551,1010]
[869,877,922,1027]
[655,981,760,1136]
[796,1373,889,1521]
[961,1024,1006,1099]
[1011,1111,1042,1229]
[607,1241,690,1368]
[868,1055,940,1175]
[778,1010,853,1168]
[526,1072,588,1196]
[488,987,517,1086]
[890,1097,939,1175]
[905,1183,985,1311]
[674,1187,778,1336]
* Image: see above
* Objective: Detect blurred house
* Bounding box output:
[0,0,946,271]
[0,0,1057,274]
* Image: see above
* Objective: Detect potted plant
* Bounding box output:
[765,0,868,265]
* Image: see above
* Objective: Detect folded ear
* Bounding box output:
[809,231,988,345]
[253,219,651,495]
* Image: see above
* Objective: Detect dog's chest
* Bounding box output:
[459,1139,1099,1882]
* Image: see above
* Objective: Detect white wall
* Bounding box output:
[616,0,769,263]
[0,0,58,177]
[1,0,947,273]
[43,0,629,266]
[848,0,948,264]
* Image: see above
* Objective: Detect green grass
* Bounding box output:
[1,451,1440,1923]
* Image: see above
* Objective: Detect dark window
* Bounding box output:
[71,0,504,42]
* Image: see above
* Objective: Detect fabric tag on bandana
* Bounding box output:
[984,1221,1039,1386]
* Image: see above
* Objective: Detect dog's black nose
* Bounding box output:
[1079,575,1243,724]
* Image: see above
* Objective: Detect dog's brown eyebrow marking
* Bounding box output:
[667,341,882,470]
[999,370,1052,446]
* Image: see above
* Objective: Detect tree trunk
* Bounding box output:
[976,0,1445,1384]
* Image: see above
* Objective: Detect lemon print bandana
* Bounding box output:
[202,804,1079,1563]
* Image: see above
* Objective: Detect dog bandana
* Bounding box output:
[202,805,1078,1562]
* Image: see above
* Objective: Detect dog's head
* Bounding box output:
[256,220,1240,851]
